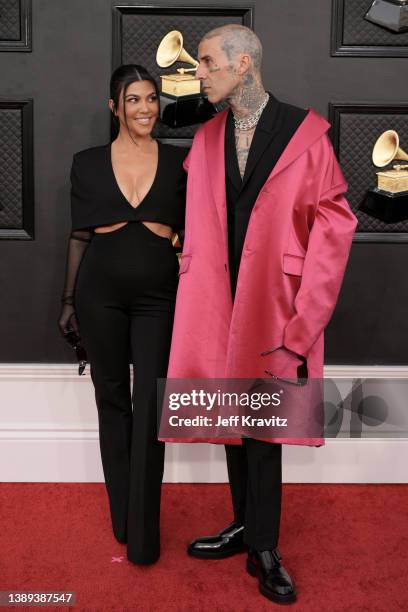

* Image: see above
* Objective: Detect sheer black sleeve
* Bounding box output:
[58,229,93,337]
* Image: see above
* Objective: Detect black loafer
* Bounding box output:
[246,548,297,604]
[187,521,246,559]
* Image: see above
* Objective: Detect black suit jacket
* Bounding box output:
[225,94,307,296]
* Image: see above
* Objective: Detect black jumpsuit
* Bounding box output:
[71,142,187,564]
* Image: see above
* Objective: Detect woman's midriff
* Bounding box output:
[95,220,173,239]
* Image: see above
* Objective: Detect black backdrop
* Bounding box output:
[0,0,407,364]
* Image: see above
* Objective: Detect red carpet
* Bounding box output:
[0,484,407,611]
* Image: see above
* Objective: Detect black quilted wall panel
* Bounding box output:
[0,100,34,239]
[332,0,408,56]
[330,105,408,235]
[344,0,408,46]
[0,0,20,40]
[113,6,252,139]
[0,108,22,227]
[0,0,31,51]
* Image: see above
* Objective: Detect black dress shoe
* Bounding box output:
[187,521,246,559]
[246,548,296,604]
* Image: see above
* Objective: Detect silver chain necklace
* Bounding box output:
[233,93,269,131]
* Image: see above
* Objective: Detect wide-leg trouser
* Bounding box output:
[225,440,282,551]
[75,222,178,564]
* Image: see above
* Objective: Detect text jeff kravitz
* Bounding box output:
[167,415,288,427]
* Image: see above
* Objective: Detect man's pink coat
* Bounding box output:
[165,108,357,445]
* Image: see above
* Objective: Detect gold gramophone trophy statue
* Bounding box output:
[361,130,408,222]
[156,30,200,96]
[155,30,215,128]
[365,0,408,33]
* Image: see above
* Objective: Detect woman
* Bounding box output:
[58,65,187,565]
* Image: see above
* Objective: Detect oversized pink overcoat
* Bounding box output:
[163,108,357,446]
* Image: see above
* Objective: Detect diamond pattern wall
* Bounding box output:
[0,0,20,41]
[0,108,23,229]
[343,0,408,46]
[338,112,408,233]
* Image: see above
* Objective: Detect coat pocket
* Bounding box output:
[179,254,192,275]
[283,253,305,277]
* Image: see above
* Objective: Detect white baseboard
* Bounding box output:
[1,364,407,483]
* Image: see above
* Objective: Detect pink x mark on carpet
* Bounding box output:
[111,556,124,563]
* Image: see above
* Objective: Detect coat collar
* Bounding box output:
[266,108,330,183]
[204,109,229,238]
[204,105,330,230]
[225,113,241,190]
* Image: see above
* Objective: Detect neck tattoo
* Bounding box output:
[233,92,269,131]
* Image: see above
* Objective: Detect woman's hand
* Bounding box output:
[58,303,79,337]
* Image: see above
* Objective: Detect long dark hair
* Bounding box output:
[110,64,160,138]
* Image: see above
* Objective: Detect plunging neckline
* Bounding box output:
[109,141,160,210]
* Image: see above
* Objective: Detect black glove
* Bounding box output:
[58,229,93,339]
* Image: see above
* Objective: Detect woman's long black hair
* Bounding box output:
[110,64,160,138]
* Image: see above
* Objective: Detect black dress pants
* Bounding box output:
[75,222,179,564]
[225,439,282,551]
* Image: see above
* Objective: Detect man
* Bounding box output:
[166,24,357,604]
